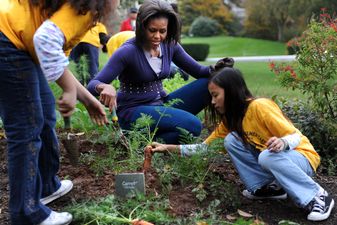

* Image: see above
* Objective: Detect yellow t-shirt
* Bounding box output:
[0,1,92,61]
[205,98,320,171]
[80,22,107,47]
[106,31,135,57]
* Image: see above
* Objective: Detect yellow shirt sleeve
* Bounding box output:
[204,122,229,145]
[49,3,93,55]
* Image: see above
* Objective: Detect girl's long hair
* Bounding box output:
[28,0,115,23]
[208,67,254,143]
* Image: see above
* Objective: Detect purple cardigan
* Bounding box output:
[87,38,210,118]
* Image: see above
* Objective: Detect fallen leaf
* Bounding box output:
[226,214,237,220]
[237,209,253,218]
[196,221,209,225]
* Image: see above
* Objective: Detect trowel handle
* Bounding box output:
[64,116,71,130]
[111,108,118,122]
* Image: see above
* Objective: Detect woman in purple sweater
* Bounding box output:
[88,0,223,144]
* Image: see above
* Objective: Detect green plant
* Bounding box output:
[181,43,210,61]
[277,98,337,175]
[270,11,337,121]
[68,194,175,225]
[189,16,221,37]
[69,55,91,86]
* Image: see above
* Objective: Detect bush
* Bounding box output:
[181,43,210,61]
[189,16,221,37]
[278,98,337,175]
[286,36,301,55]
[271,12,337,121]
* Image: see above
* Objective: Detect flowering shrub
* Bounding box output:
[271,10,337,121]
[286,36,302,55]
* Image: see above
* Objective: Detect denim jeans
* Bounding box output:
[0,32,61,224]
[119,78,211,144]
[224,132,320,207]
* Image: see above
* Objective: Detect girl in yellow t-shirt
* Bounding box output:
[149,63,334,222]
[0,1,116,224]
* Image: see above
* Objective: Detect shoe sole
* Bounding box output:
[307,199,335,221]
[242,190,287,200]
[41,181,73,205]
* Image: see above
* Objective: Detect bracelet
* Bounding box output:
[280,138,289,151]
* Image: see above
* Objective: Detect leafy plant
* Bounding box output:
[270,11,337,121]
[189,16,221,37]
[277,98,337,175]
[68,194,174,225]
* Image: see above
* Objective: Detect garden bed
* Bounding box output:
[0,132,336,225]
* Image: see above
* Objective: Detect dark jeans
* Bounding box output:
[0,32,61,225]
[119,78,211,144]
[70,42,99,85]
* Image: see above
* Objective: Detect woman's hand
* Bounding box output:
[97,84,117,112]
[266,137,287,153]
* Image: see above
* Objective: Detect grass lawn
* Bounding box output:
[97,36,301,99]
[181,35,287,57]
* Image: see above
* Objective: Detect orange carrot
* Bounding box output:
[131,219,154,225]
[142,146,153,172]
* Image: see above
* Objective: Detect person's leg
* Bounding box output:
[119,105,202,144]
[164,78,211,115]
[36,66,62,198]
[84,43,99,82]
[258,150,319,207]
[224,133,275,191]
[0,33,50,224]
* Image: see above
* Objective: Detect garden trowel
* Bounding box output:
[62,116,81,166]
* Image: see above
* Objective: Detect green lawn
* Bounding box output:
[181,35,287,57]
[98,36,300,99]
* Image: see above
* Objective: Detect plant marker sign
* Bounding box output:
[115,172,145,198]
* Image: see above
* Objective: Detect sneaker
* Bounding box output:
[39,211,72,225]
[41,180,73,205]
[307,190,335,221]
[242,183,287,200]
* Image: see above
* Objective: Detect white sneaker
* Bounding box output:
[307,190,335,221]
[39,211,72,225]
[41,180,73,205]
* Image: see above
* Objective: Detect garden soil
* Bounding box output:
[0,132,336,225]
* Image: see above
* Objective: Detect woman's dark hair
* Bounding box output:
[28,0,114,23]
[135,0,181,46]
[208,67,254,143]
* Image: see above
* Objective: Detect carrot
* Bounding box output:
[142,146,153,172]
[131,219,154,225]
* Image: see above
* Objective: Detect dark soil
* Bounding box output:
[0,132,336,225]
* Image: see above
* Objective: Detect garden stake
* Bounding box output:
[62,116,80,166]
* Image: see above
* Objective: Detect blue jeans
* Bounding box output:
[224,132,319,207]
[119,78,210,144]
[0,32,61,224]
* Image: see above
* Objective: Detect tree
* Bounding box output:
[178,0,233,34]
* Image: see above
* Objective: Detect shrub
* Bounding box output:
[189,16,221,37]
[286,36,301,55]
[278,98,337,175]
[270,11,337,121]
[181,43,210,61]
